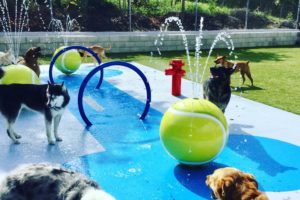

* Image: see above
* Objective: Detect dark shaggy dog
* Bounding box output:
[0,163,115,200]
[18,47,41,77]
[203,66,235,112]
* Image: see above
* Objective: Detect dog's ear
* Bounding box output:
[205,175,211,186]
[243,173,258,188]
[218,177,235,198]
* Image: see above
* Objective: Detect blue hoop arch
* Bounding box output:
[49,45,103,88]
[78,61,152,127]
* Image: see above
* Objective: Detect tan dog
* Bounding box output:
[214,56,253,86]
[17,47,41,77]
[206,167,268,200]
[81,44,112,64]
[0,50,14,66]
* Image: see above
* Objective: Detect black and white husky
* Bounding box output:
[0,68,70,144]
[0,163,115,200]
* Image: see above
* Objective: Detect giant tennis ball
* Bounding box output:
[53,46,81,75]
[0,64,40,84]
[160,98,228,165]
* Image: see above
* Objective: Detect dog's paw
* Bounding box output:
[15,134,22,139]
[14,140,20,144]
[56,137,62,142]
[48,140,56,145]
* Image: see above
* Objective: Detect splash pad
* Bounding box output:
[0,3,298,198]
[49,45,151,126]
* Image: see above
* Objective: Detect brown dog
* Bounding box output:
[80,44,112,64]
[206,167,268,200]
[214,56,253,86]
[18,47,41,77]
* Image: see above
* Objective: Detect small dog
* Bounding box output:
[0,163,115,200]
[206,167,268,200]
[80,44,112,64]
[0,68,70,144]
[203,66,236,112]
[17,47,42,77]
[214,56,254,86]
[0,50,14,66]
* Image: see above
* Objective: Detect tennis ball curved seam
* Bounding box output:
[166,107,228,164]
[54,47,81,74]
[61,50,77,73]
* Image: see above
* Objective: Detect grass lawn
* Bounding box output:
[41,47,300,115]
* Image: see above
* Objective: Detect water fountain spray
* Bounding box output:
[0,0,30,63]
[47,0,80,46]
[154,17,193,86]
[155,16,237,99]
[199,31,235,85]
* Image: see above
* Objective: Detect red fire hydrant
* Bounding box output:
[165,59,186,96]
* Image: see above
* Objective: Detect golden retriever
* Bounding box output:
[206,167,268,200]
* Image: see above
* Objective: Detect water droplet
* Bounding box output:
[128,168,137,173]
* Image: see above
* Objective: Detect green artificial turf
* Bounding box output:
[41,47,300,115]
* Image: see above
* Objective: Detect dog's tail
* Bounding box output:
[105,44,112,51]
[0,67,4,79]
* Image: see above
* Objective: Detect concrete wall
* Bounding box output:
[0,29,299,55]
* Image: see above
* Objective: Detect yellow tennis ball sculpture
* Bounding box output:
[0,64,40,84]
[160,98,229,165]
[54,46,81,75]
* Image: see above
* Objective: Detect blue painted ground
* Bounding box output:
[42,66,300,200]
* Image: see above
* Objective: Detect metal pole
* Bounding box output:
[195,0,199,31]
[128,0,132,31]
[245,0,250,29]
[296,0,300,29]
[181,0,185,20]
